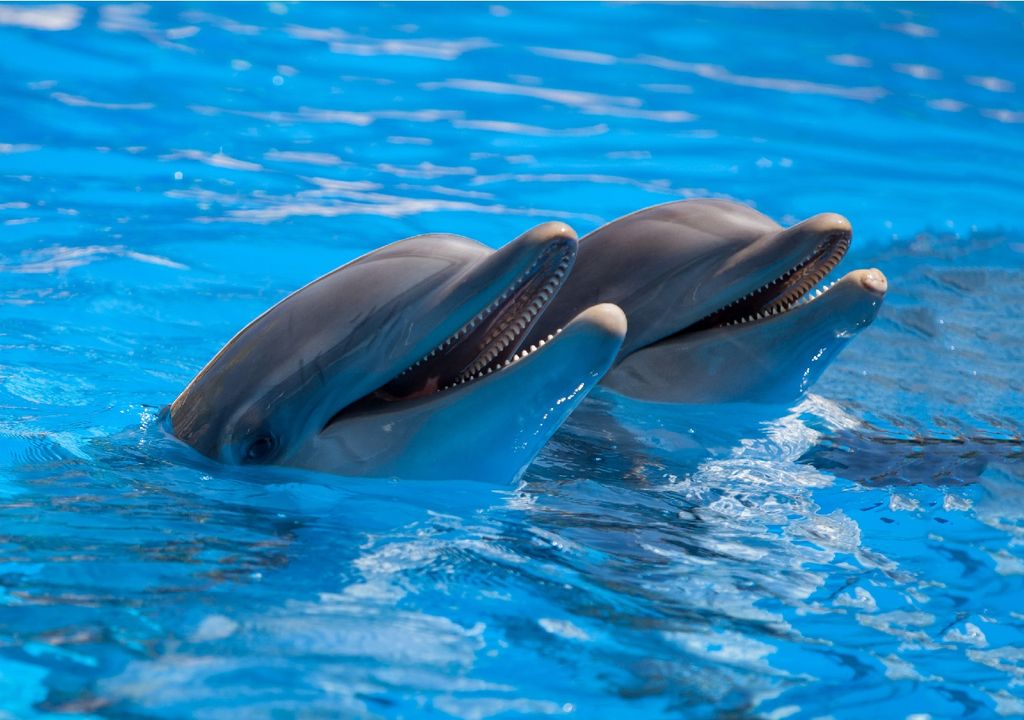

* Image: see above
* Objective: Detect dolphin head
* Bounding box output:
[167,222,626,478]
[526,199,886,404]
[290,303,627,480]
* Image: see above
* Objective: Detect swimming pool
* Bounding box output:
[1,2,1022,717]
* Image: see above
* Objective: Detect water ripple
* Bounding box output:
[0,3,82,31]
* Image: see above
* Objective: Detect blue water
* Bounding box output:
[1,2,1023,717]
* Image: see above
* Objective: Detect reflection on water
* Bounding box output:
[1,2,1023,718]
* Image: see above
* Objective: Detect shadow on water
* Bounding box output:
[801,229,1024,490]
[801,430,1023,488]
[0,424,527,716]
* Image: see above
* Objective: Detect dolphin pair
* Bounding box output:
[167,199,886,479]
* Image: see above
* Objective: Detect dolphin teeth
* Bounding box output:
[414,242,574,392]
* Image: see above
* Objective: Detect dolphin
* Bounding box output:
[524,199,887,404]
[167,223,627,480]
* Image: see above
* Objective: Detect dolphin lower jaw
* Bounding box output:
[692,268,887,341]
[603,268,887,404]
[328,238,575,423]
[713,266,888,337]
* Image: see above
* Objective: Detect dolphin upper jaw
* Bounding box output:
[686,213,853,335]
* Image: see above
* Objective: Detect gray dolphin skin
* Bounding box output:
[168,223,627,480]
[525,199,887,404]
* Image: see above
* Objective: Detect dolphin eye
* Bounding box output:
[245,435,277,463]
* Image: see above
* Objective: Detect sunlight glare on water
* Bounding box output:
[1,3,1023,718]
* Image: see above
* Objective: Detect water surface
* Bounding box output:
[1,3,1023,718]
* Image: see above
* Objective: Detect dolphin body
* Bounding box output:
[168,223,627,481]
[525,199,887,404]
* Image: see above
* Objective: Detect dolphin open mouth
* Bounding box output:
[332,239,575,421]
[684,225,852,334]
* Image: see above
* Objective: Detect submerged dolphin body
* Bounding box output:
[168,223,626,480]
[525,199,887,404]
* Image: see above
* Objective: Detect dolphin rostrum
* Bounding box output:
[167,223,627,480]
[525,199,887,404]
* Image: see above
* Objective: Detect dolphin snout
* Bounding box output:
[518,221,578,249]
[796,212,852,240]
[853,267,888,296]
[576,302,628,337]
[775,212,852,253]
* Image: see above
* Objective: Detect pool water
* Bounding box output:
[1,3,1023,717]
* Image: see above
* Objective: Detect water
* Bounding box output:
[1,3,1023,717]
